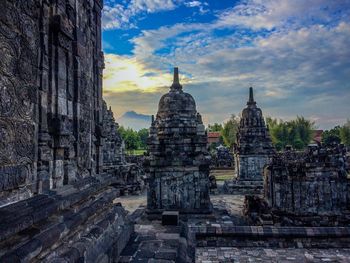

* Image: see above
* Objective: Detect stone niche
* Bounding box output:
[245,144,350,226]
[224,88,275,194]
[146,68,212,214]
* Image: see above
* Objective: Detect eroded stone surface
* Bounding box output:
[196,247,350,262]
[0,1,134,262]
[224,88,275,195]
[235,87,275,182]
[244,144,350,226]
[146,68,211,213]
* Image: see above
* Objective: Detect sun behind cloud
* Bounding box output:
[103,54,173,93]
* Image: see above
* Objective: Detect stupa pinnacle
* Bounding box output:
[170,67,182,91]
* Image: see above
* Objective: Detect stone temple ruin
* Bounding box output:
[224,87,275,194]
[245,143,350,226]
[146,68,211,214]
[1,1,350,262]
[102,101,144,195]
[0,1,142,262]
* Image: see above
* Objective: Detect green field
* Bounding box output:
[210,169,235,181]
[126,149,146,156]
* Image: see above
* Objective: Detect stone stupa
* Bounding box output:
[224,87,275,194]
[146,68,211,214]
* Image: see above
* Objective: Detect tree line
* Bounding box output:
[118,117,350,153]
[118,126,149,154]
[207,115,350,151]
[321,120,350,146]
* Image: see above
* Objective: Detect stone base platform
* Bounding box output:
[196,247,350,262]
[223,179,263,195]
[119,207,189,263]
[0,174,133,263]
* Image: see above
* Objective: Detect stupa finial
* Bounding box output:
[170,67,182,91]
[247,87,256,105]
[173,67,179,84]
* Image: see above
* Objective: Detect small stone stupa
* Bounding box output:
[146,68,211,213]
[224,87,275,194]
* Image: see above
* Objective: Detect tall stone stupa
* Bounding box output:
[224,87,275,194]
[146,68,211,213]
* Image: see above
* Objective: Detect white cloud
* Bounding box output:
[102,0,182,30]
[185,1,202,8]
[185,1,209,14]
[103,0,350,129]
[215,0,350,30]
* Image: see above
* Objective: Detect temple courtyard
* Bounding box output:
[115,189,350,262]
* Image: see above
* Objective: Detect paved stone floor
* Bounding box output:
[116,193,350,263]
[119,215,187,262]
[196,247,350,263]
[114,192,147,212]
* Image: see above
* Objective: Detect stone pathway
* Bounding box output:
[118,215,187,263]
[196,247,350,262]
[114,192,147,213]
[117,194,350,263]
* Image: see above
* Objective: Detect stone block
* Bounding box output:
[162,211,179,226]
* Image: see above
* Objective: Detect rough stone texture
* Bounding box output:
[0,1,134,262]
[0,175,133,262]
[196,247,350,262]
[102,100,145,195]
[146,68,211,214]
[102,100,126,166]
[245,144,350,226]
[0,0,105,206]
[119,211,189,263]
[235,87,275,181]
[224,88,275,195]
[211,145,233,168]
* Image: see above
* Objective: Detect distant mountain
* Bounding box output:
[117,111,152,131]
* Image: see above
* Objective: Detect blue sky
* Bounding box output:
[102,0,350,130]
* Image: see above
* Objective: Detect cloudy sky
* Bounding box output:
[102,0,350,130]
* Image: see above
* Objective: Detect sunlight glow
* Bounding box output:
[103,54,172,93]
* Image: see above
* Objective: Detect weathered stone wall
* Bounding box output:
[0,2,135,262]
[101,100,145,195]
[0,0,104,206]
[102,100,125,167]
[242,144,350,226]
[237,156,270,181]
[264,145,349,216]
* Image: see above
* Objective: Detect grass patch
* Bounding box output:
[126,149,146,156]
[214,174,234,181]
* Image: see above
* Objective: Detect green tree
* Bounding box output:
[118,126,141,152]
[138,128,149,149]
[322,126,341,145]
[222,114,239,148]
[267,116,315,151]
[207,123,223,132]
[339,120,350,146]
